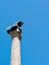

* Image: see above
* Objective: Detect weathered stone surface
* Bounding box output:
[10,37,21,65]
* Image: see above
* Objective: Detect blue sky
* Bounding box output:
[0,0,49,65]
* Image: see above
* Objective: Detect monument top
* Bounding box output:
[6,20,24,40]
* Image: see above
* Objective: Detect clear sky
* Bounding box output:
[0,0,49,65]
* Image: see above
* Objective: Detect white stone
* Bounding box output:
[10,37,21,65]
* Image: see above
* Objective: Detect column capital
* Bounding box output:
[6,21,24,40]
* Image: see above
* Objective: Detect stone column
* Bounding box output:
[6,21,23,65]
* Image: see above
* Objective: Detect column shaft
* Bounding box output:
[10,37,21,65]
